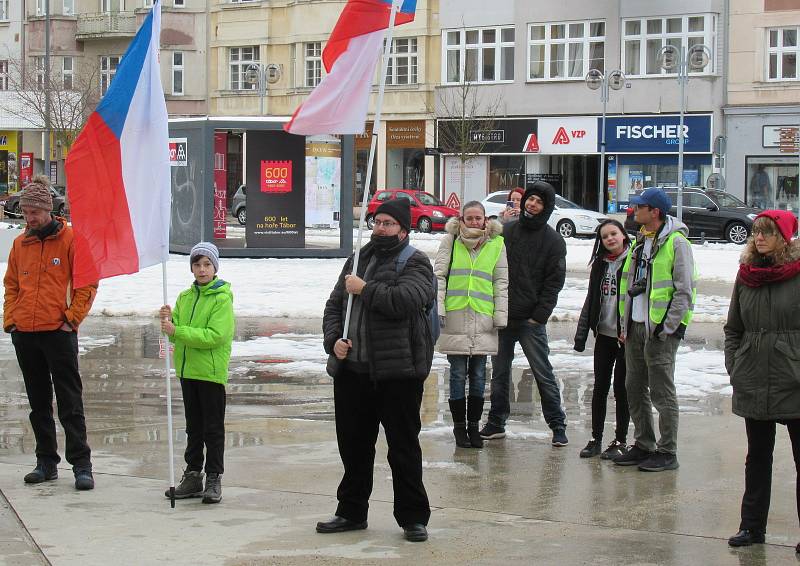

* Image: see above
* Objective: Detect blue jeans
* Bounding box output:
[488,319,566,430]
[447,355,487,400]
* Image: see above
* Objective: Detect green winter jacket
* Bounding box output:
[169,277,234,385]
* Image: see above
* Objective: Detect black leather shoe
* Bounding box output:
[316,516,367,533]
[728,529,765,547]
[24,462,58,484]
[403,523,428,542]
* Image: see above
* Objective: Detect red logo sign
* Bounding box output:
[523,134,540,153]
[261,160,292,193]
[446,192,461,210]
[552,127,571,145]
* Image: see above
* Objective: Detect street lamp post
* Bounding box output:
[658,43,711,223]
[586,69,625,214]
[245,63,282,116]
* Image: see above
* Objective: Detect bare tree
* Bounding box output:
[436,74,503,202]
[2,56,100,153]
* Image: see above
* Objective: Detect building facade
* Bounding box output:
[726,0,800,212]
[437,0,726,212]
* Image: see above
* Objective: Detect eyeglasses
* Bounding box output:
[752,228,777,237]
[373,220,399,228]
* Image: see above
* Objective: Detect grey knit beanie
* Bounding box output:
[189,241,219,273]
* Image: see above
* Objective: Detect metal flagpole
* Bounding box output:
[162,262,176,507]
[341,0,403,341]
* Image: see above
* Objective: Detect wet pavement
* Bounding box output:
[0,317,798,565]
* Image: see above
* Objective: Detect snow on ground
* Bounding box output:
[3,230,738,321]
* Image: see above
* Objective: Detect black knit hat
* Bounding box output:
[374,198,411,231]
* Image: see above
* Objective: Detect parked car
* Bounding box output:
[481,190,608,238]
[365,189,459,233]
[624,187,760,244]
[231,184,246,225]
[0,186,68,218]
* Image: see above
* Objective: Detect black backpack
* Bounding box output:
[395,244,440,344]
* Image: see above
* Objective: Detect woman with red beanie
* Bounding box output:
[725,210,800,554]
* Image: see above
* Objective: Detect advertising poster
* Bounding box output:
[19,153,33,189]
[245,131,305,248]
[169,138,188,167]
[305,141,341,228]
[629,170,644,192]
[443,155,488,209]
[213,132,227,239]
[682,170,699,186]
[526,173,563,195]
[607,157,617,213]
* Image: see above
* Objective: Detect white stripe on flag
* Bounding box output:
[287,30,384,135]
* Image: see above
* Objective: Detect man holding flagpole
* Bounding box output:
[3,176,98,491]
[285,0,429,542]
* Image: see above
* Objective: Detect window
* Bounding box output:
[768,27,799,80]
[62,56,73,90]
[387,37,418,85]
[36,0,46,15]
[143,0,153,6]
[34,56,44,90]
[63,0,73,15]
[0,0,9,20]
[229,46,259,90]
[173,0,184,6]
[443,25,515,84]
[0,60,8,90]
[100,55,119,95]
[172,51,184,95]
[746,156,799,211]
[622,14,715,77]
[528,20,605,80]
[304,42,322,87]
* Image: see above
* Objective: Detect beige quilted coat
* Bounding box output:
[434,217,509,355]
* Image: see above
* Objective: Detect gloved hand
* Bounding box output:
[573,341,585,353]
[439,315,446,329]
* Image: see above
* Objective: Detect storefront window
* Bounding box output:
[489,155,525,193]
[745,156,799,212]
[616,157,712,205]
[385,120,426,190]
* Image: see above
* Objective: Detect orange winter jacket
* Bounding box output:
[3,218,97,332]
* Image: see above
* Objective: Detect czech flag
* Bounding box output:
[284,0,417,135]
[65,0,170,289]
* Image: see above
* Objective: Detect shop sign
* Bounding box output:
[168,138,187,166]
[762,125,799,153]
[437,119,537,155]
[602,115,712,153]
[446,192,461,210]
[537,117,598,154]
[523,133,540,153]
[469,130,504,143]
[386,120,425,148]
[355,122,374,150]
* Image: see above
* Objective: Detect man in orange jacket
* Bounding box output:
[3,176,98,490]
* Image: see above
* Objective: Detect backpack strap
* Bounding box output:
[395,244,417,274]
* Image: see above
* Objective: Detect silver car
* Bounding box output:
[231,184,246,225]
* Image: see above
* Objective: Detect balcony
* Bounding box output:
[76,12,136,40]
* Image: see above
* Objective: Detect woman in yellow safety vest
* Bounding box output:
[434,201,508,448]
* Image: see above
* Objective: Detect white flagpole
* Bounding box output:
[162,261,176,508]
[342,0,403,340]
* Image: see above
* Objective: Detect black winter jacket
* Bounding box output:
[573,257,624,351]
[503,183,567,323]
[323,237,435,381]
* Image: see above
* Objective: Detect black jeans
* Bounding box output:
[12,330,91,470]
[591,334,629,443]
[739,418,800,534]
[333,368,430,527]
[180,378,226,475]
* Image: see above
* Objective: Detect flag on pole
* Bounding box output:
[284,0,417,135]
[65,1,170,288]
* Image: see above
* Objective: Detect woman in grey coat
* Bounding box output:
[434,201,508,448]
[725,210,800,552]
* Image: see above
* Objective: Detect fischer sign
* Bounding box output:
[615,124,689,141]
[536,117,597,154]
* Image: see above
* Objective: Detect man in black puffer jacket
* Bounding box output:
[317,198,434,543]
[480,181,568,446]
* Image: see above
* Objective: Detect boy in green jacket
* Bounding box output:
[160,242,234,504]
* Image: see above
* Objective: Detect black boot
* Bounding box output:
[467,396,485,448]
[448,399,470,448]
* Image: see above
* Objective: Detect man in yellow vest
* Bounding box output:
[615,188,696,472]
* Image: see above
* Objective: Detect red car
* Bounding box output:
[366,189,459,233]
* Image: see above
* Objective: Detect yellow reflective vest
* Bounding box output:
[445,237,504,316]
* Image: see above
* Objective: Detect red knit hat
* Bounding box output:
[755,210,798,243]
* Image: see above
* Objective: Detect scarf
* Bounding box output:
[738,258,800,288]
[458,224,488,250]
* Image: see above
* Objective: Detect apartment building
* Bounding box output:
[0,0,207,186]
[726,0,800,210]
[437,0,726,212]
[0,0,27,192]
[208,0,441,200]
